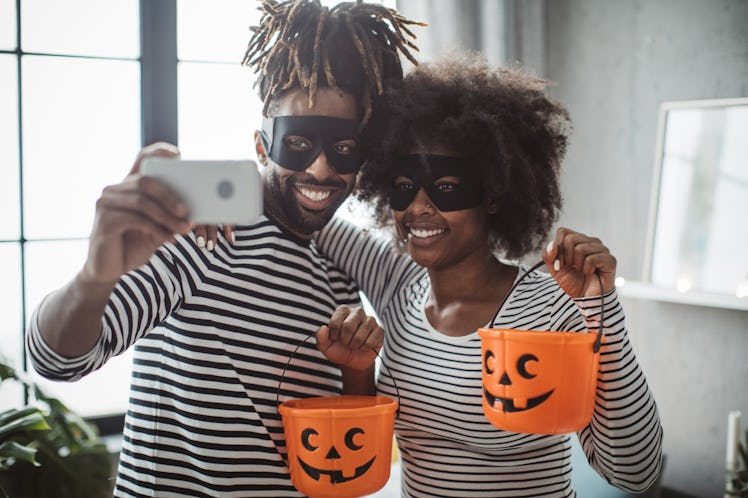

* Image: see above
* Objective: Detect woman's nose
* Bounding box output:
[409,188,435,215]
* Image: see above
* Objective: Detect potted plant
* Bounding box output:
[0,359,113,498]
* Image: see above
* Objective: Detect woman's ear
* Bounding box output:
[254,130,268,166]
[487,198,498,214]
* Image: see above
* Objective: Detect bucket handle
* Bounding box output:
[275,333,401,416]
[489,261,605,354]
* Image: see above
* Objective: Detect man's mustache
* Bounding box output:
[287,175,347,190]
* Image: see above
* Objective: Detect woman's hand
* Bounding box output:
[192,224,235,251]
[543,227,617,298]
[316,305,384,371]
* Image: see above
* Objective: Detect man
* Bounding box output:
[26,1,421,495]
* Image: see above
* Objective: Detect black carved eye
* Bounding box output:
[516,354,539,379]
[302,428,319,451]
[484,350,495,375]
[345,427,364,450]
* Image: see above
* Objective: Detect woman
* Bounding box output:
[315,53,664,497]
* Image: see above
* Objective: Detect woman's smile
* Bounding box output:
[405,223,448,243]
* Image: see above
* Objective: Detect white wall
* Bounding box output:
[545,1,748,496]
[396,0,748,495]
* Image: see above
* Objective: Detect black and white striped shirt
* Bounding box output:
[27,216,360,497]
[317,218,663,497]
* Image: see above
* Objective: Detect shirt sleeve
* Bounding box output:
[573,290,664,492]
[26,245,184,382]
[316,217,417,313]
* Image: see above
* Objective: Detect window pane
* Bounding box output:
[28,349,133,417]
[176,0,391,63]
[0,242,23,403]
[24,240,131,417]
[177,0,259,63]
[0,243,22,412]
[22,56,141,239]
[0,55,19,240]
[21,0,139,58]
[178,62,261,159]
[0,0,16,50]
[0,376,24,414]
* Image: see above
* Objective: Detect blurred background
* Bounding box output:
[1,1,746,496]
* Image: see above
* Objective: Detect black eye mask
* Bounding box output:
[260,115,362,174]
[388,155,485,212]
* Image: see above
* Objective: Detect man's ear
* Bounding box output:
[254,130,268,166]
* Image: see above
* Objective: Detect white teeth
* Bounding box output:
[409,227,446,238]
[298,187,331,202]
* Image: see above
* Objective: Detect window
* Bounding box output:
[177,0,262,159]
[1,0,140,418]
[2,0,386,421]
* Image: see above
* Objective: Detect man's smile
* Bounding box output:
[294,184,338,211]
[297,185,333,202]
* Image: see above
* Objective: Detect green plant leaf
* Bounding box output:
[0,410,50,439]
[0,358,114,497]
[0,363,17,381]
[0,406,44,425]
[0,441,40,468]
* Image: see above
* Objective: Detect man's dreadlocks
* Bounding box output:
[242,0,424,127]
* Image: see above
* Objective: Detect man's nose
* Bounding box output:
[304,149,336,180]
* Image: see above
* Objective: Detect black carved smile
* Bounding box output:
[483,386,554,412]
[298,456,376,483]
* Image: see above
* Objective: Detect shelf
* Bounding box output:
[617,280,748,311]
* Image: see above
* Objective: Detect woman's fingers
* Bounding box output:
[545,227,617,297]
[192,225,235,250]
[193,225,208,248]
[205,225,218,251]
[223,225,235,244]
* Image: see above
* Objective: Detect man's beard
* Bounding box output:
[265,170,352,235]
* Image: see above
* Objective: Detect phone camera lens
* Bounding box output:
[217,180,234,199]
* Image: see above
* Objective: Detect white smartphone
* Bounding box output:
[141,157,263,225]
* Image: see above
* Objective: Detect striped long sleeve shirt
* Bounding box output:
[27,216,360,497]
[317,217,663,497]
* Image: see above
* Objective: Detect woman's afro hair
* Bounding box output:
[358,52,572,259]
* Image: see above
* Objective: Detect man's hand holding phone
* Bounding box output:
[139,148,263,251]
[84,143,264,284]
[83,143,193,285]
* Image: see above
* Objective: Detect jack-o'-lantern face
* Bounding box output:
[482,350,554,412]
[297,425,375,484]
[478,328,602,435]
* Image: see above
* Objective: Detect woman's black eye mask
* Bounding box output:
[260,115,362,174]
[388,154,485,211]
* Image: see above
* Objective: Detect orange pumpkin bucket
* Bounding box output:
[277,338,398,498]
[479,261,605,435]
[279,395,397,498]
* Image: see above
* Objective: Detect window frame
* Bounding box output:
[2,0,177,435]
